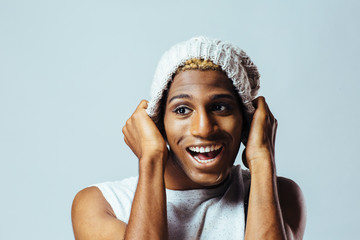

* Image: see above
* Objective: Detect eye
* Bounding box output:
[173,106,191,115]
[211,103,230,112]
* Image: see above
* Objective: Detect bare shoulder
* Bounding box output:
[277,177,306,240]
[71,187,127,240]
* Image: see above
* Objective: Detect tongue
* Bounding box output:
[197,150,220,160]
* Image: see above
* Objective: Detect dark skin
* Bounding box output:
[71,70,306,240]
[163,70,244,190]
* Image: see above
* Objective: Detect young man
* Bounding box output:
[72,36,306,240]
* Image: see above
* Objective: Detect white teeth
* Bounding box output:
[189,144,222,153]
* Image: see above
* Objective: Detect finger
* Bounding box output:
[273,121,278,144]
[252,96,267,117]
[122,123,131,139]
[131,100,154,125]
[122,123,136,145]
[123,128,133,147]
[251,96,260,108]
[260,98,278,143]
[252,96,278,134]
[124,135,140,157]
[122,125,127,136]
[262,98,277,126]
[256,97,278,149]
[124,135,131,149]
[136,99,149,111]
[248,97,268,143]
[253,96,274,120]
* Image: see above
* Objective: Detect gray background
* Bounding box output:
[1,0,359,239]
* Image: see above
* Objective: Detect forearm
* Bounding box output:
[125,156,168,240]
[245,160,286,240]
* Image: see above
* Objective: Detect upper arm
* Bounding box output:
[71,187,127,240]
[277,177,306,240]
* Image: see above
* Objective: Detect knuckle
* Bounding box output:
[132,112,141,120]
[140,99,149,107]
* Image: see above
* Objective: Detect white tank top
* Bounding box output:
[92,165,250,240]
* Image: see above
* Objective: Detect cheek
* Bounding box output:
[163,113,185,145]
[220,116,243,142]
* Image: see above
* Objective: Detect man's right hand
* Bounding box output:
[122,100,168,165]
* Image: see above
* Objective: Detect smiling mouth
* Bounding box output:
[187,144,223,163]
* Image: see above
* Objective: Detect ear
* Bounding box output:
[156,119,167,140]
[242,148,249,168]
[241,117,249,146]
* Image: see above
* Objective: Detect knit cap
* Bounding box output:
[146,36,260,140]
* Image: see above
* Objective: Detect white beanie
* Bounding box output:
[146,36,260,134]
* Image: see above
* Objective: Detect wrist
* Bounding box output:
[139,153,167,175]
[248,157,276,178]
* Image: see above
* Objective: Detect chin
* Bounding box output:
[188,169,231,188]
[167,151,234,190]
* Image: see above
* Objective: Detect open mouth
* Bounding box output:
[187,144,223,164]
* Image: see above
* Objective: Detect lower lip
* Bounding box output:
[188,147,224,166]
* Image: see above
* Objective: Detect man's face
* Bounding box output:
[163,70,243,189]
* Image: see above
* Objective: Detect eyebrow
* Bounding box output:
[168,93,235,104]
[168,94,192,104]
[211,94,236,101]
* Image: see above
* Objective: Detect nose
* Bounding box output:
[190,110,217,138]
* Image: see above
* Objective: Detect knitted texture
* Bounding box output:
[146,36,260,130]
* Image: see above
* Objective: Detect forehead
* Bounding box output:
[168,70,237,98]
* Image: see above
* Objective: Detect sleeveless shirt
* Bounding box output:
[92,165,250,240]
